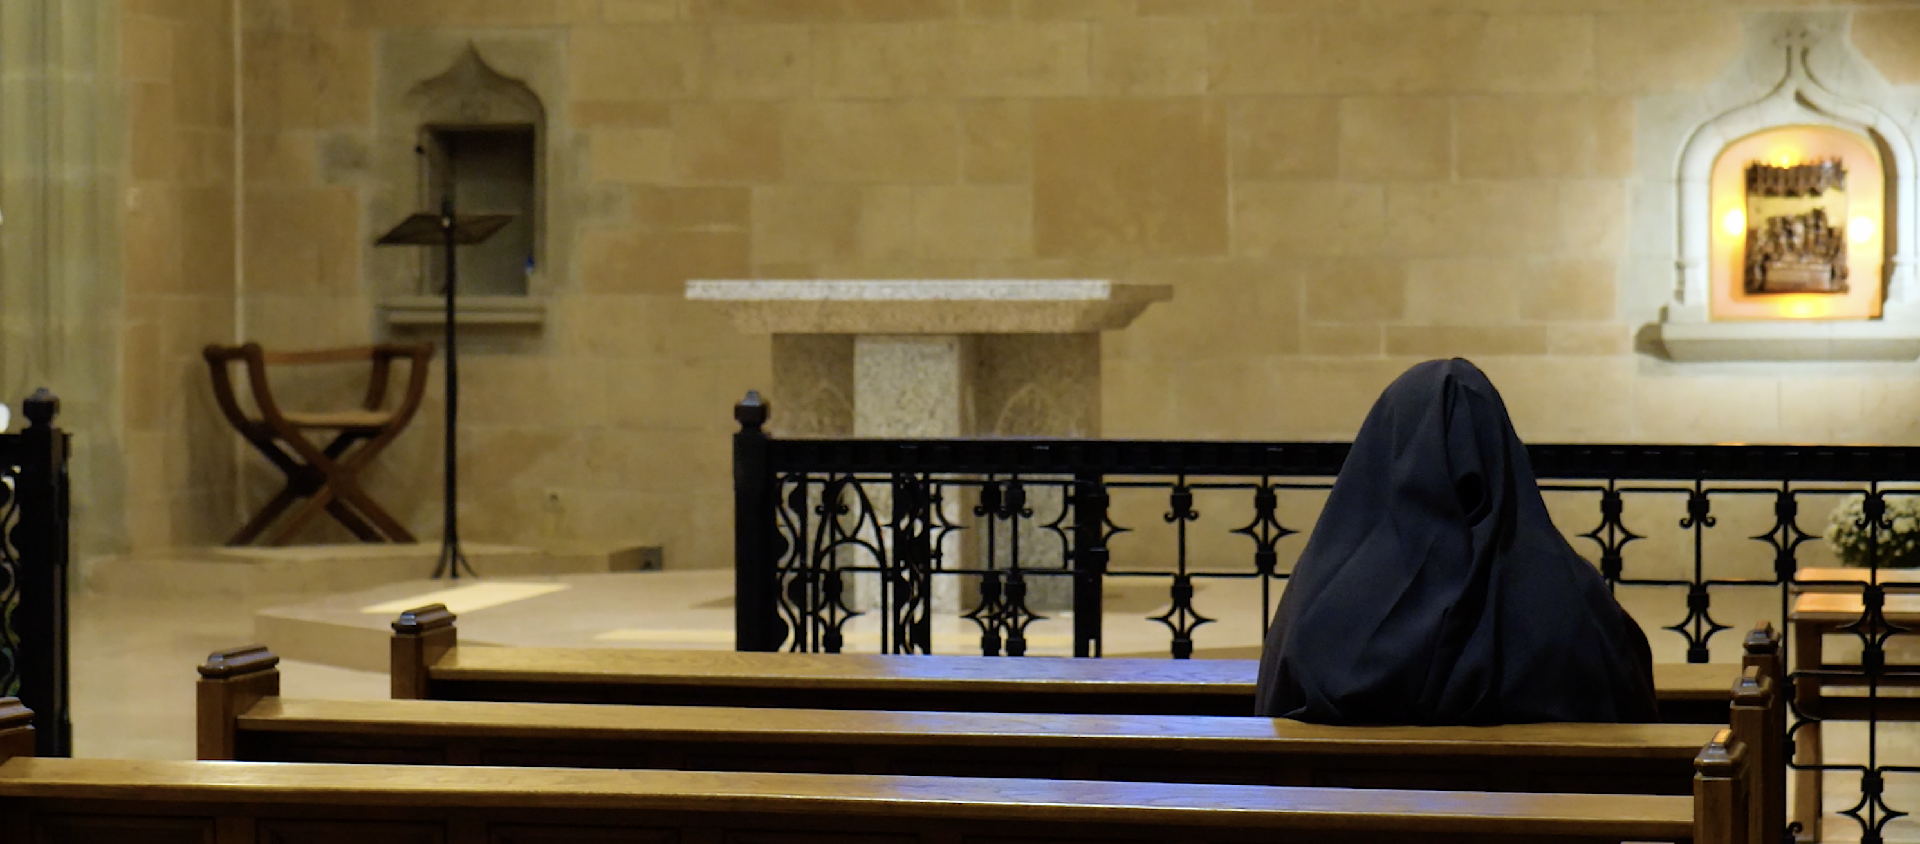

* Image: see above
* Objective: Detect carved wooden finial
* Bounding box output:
[392,604,457,634]
[1733,665,1770,705]
[735,390,769,431]
[1695,728,1746,775]
[198,645,280,679]
[0,698,34,732]
[22,389,56,427]
[1745,621,1778,656]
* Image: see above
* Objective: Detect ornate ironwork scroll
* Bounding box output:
[0,390,70,757]
[1233,478,1296,632]
[0,470,22,698]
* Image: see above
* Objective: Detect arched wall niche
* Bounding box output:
[369,35,572,332]
[1644,13,1920,362]
[1705,124,1885,321]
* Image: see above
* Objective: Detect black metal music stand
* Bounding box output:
[375,198,513,579]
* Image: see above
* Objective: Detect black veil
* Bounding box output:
[1253,359,1658,724]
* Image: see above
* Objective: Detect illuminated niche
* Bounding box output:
[1709,126,1885,321]
[1653,25,1920,362]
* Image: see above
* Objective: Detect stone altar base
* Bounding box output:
[693,281,1173,615]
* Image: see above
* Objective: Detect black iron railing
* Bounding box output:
[732,391,1920,844]
[0,390,69,757]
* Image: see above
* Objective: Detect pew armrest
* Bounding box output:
[196,646,280,760]
[391,605,458,700]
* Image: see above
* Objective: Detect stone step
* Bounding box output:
[76,543,655,600]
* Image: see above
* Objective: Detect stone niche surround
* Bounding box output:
[367,35,572,331]
[1647,14,1920,362]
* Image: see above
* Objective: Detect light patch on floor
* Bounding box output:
[360,582,570,615]
[594,628,735,644]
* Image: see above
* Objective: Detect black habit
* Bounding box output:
[1254,359,1659,724]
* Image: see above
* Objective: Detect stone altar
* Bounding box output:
[687,280,1170,439]
[687,280,1171,614]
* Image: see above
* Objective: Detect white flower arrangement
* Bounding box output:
[1825,493,1920,569]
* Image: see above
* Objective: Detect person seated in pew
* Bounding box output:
[1256,358,1660,725]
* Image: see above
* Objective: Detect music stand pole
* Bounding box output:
[374,190,509,580]
[435,193,473,580]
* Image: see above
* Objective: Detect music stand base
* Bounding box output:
[433,534,477,580]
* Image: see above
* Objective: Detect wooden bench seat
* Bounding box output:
[390,605,1748,724]
[207,649,1723,794]
[0,745,1746,844]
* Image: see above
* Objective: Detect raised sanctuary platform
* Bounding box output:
[252,569,1282,673]
[80,543,649,599]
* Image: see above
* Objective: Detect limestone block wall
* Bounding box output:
[185,0,1920,569]
[119,0,240,551]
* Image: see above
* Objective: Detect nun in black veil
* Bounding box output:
[1254,359,1659,725]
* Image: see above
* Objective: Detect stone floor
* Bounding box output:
[64,558,1920,842]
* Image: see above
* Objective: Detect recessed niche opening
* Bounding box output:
[1709,124,1886,322]
[422,124,538,298]
[1651,27,1920,363]
[377,41,556,330]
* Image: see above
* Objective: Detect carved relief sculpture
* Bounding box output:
[1744,159,1849,295]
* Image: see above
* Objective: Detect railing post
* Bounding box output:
[734,391,783,652]
[12,390,68,757]
[1071,472,1107,658]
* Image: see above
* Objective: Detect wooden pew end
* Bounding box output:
[1738,621,1787,844]
[391,604,458,700]
[0,697,36,761]
[197,645,281,761]
[1732,665,1782,844]
[1696,729,1750,844]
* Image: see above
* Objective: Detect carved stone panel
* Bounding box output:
[1743,160,1849,295]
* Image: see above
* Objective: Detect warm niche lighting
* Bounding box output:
[1721,210,1747,237]
[1709,125,1885,321]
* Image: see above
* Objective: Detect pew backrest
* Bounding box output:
[389,604,1755,722]
[209,689,1721,793]
[378,610,1784,844]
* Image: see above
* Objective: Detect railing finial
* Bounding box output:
[736,390,768,431]
[22,389,56,428]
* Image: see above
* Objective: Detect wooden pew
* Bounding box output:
[209,647,1725,794]
[0,734,1750,844]
[389,605,1765,725]
[220,624,1788,844]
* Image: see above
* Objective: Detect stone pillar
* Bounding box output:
[848,336,973,617]
[0,0,125,557]
[852,336,973,438]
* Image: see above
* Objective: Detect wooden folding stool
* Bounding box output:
[205,342,433,546]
